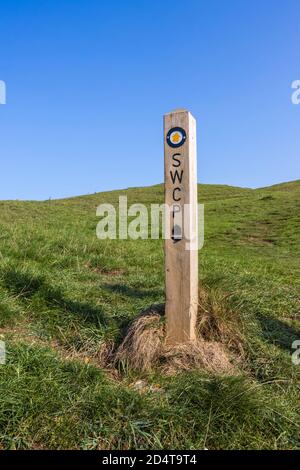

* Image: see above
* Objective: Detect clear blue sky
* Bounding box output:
[0,0,299,200]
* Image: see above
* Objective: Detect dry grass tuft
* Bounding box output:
[95,339,116,365]
[162,340,234,375]
[114,289,245,374]
[114,305,165,371]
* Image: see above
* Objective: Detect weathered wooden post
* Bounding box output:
[164,109,198,345]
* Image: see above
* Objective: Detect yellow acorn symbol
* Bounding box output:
[172,132,181,143]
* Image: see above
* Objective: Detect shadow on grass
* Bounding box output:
[104,283,163,299]
[2,269,107,327]
[256,312,300,352]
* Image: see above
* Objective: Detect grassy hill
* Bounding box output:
[0,181,299,449]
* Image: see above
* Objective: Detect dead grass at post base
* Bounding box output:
[113,289,245,375]
[1,287,244,377]
[162,340,235,375]
[114,307,165,372]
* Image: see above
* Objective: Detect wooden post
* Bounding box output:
[164,109,198,345]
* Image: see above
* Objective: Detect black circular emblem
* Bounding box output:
[166,127,187,148]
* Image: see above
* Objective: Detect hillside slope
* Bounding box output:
[0,181,299,449]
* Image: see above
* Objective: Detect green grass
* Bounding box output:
[0,181,299,449]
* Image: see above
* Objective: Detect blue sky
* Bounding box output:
[0,0,299,200]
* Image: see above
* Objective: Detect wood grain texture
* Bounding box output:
[164,109,198,345]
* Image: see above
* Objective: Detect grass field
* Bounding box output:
[0,180,299,450]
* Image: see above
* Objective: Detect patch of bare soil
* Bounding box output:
[246,236,275,246]
[84,262,125,276]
